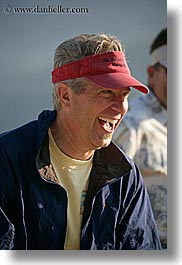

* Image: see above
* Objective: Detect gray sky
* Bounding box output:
[0,0,166,132]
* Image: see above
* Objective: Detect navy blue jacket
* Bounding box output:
[0,110,162,250]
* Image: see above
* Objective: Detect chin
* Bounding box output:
[93,137,112,150]
[90,131,113,150]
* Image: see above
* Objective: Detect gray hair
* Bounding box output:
[52,33,124,110]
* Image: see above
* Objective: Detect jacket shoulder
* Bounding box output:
[0,120,38,152]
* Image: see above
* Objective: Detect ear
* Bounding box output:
[57,82,71,108]
[147,65,155,87]
[147,66,154,78]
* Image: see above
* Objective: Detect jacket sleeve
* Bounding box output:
[116,164,162,250]
[0,141,16,249]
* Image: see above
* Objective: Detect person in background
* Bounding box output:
[113,28,167,249]
[0,33,161,250]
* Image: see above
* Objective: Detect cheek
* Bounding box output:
[123,100,129,115]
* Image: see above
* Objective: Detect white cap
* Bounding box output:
[151,45,167,68]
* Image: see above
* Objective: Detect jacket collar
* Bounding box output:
[36,110,56,155]
[87,142,132,201]
[82,143,132,228]
[93,142,132,181]
[35,110,58,183]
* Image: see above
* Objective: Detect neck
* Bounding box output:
[50,116,95,161]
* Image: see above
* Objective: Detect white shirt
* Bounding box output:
[48,129,93,250]
[113,91,167,248]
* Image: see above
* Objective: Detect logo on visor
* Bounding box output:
[103,57,126,67]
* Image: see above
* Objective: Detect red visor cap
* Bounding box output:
[52,51,149,94]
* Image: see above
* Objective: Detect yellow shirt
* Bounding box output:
[48,129,93,250]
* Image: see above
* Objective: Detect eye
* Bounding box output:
[121,90,130,98]
[99,90,114,98]
[100,90,113,94]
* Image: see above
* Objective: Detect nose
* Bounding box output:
[110,94,128,115]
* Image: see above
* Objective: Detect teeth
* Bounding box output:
[99,117,118,126]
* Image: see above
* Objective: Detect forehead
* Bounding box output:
[85,81,131,93]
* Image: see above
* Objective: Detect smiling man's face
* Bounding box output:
[66,82,130,151]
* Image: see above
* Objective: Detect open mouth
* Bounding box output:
[98,116,118,133]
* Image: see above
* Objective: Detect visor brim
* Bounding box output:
[84,73,149,94]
